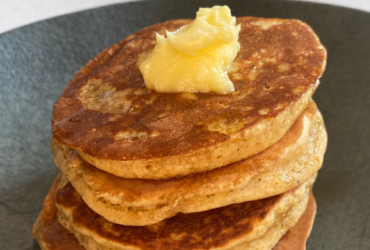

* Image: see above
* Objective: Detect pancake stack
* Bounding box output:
[33,16,327,250]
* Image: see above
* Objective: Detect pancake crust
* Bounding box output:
[32,175,316,250]
[32,175,84,250]
[52,101,326,226]
[52,17,326,179]
[54,175,315,250]
[273,190,316,250]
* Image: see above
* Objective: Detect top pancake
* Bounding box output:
[52,17,327,179]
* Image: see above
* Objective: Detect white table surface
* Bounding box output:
[1,0,370,34]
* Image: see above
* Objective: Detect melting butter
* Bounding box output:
[140,6,240,94]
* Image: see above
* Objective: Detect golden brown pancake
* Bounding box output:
[51,100,326,226]
[52,17,326,179]
[53,174,314,250]
[32,175,317,250]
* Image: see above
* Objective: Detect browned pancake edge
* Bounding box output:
[274,190,316,250]
[32,175,84,250]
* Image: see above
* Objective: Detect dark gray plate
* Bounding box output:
[1,0,369,249]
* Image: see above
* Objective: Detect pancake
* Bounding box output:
[51,100,326,226]
[273,190,316,250]
[32,175,317,250]
[51,17,327,179]
[32,175,85,250]
[53,174,314,250]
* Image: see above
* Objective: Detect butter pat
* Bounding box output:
[140,6,240,94]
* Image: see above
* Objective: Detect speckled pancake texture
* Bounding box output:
[52,17,327,179]
[51,100,326,226]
